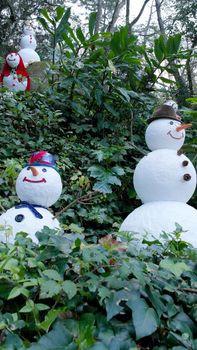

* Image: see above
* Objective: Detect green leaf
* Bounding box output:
[62,280,77,299]
[43,269,62,281]
[61,32,76,54]
[160,258,192,277]
[166,34,181,55]
[20,300,34,313]
[55,6,65,21]
[89,12,97,36]
[40,280,61,299]
[76,27,85,43]
[160,77,176,84]
[154,36,165,62]
[93,181,112,193]
[127,297,159,339]
[39,9,53,24]
[38,17,53,35]
[39,309,64,332]
[56,8,71,42]
[28,322,77,350]
[8,287,29,300]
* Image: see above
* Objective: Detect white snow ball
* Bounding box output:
[145,118,185,151]
[6,53,20,68]
[16,165,62,208]
[120,201,197,248]
[133,149,196,203]
[20,35,37,50]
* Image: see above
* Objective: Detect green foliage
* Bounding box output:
[0,229,196,349]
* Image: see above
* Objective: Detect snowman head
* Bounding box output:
[6,53,20,68]
[145,105,192,151]
[23,24,35,36]
[16,151,62,208]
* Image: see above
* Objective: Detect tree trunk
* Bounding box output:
[95,0,103,33]
[143,0,154,45]
[107,0,125,32]
[126,0,130,26]
[129,0,151,33]
[155,0,189,104]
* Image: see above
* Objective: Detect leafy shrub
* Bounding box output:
[0,228,196,349]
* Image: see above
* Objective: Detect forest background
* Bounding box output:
[0,0,196,349]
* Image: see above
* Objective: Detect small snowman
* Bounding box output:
[0,52,31,91]
[120,102,197,247]
[0,151,62,243]
[18,22,40,67]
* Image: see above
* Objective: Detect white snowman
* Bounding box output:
[18,23,40,67]
[0,151,62,243]
[120,102,197,247]
[0,52,31,91]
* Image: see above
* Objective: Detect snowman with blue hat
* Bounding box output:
[0,151,62,243]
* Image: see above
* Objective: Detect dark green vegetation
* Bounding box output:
[0,6,196,349]
[0,228,196,349]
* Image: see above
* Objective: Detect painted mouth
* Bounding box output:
[23,177,46,183]
[167,131,184,140]
[8,58,16,61]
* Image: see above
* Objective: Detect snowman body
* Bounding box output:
[18,25,40,66]
[120,104,197,247]
[3,73,28,91]
[0,152,62,243]
[0,207,60,244]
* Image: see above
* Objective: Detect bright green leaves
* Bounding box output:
[154,33,182,63]
[110,26,129,55]
[160,258,192,278]
[88,165,125,193]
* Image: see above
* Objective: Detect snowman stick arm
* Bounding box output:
[53,191,99,219]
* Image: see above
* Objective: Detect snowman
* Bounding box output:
[0,52,31,91]
[18,22,40,67]
[0,151,62,243]
[120,102,197,247]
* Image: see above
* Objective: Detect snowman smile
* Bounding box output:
[167,131,184,140]
[8,58,16,61]
[23,177,46,183]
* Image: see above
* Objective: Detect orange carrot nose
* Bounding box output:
[176,123,192,132]
[30,166,39,176]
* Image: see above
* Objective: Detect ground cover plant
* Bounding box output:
[0,6,196,349]
[0,227,196,349]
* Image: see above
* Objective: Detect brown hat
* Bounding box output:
[148,105,182,124]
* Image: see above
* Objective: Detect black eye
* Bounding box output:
[27,166,30,170]
[42,168,47,172]
[170,121,174,125]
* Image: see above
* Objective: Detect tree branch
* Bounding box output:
[129,0,151,30]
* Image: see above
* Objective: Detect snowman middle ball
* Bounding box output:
[16,165,62,208]
[134,149,196,203]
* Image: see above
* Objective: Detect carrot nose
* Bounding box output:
[30,166,39,176]
[176,123,192,132]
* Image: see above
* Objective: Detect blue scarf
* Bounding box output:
[15,201,47,219]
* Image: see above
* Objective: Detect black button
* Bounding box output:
[183,174,191,181]
[15,214,25,222]
[182,160,189,167]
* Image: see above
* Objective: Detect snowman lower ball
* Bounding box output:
[120,202,197,247]
[0,151,62,243]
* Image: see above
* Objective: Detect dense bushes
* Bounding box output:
[0,229,196,349]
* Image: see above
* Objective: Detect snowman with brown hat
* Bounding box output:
[120,101,197,247]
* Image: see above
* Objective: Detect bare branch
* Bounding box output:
[129,0,151,30]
